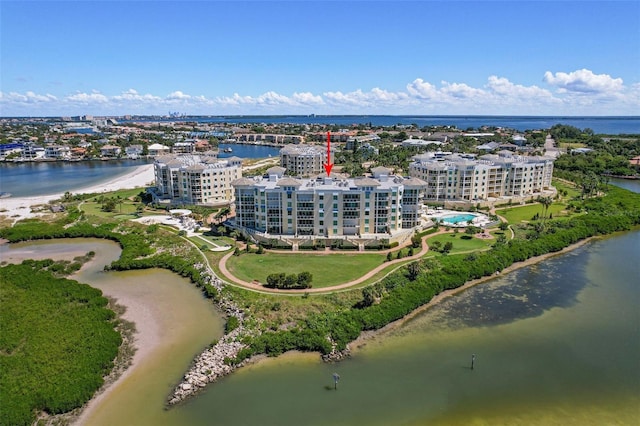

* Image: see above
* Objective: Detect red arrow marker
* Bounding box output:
[324,131,333,176]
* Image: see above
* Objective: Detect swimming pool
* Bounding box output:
[440,213,477,225]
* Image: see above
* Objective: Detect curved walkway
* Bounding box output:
[218,229,448,294]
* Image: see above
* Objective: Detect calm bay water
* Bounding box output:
[0,144,279,198]
[0,239,225,425]
[0,159,151,197]
[132,116,640,134]
[217,143,280,159]
[170,230,639,426]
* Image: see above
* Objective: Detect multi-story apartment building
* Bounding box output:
[232,166,426,240]
[153,153,242,206]
[409,152,554,202]
[236,133,304,144]
[279,144,334,177]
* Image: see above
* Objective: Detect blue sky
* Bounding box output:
[1,0,639,116]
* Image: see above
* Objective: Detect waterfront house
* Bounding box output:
[21,145,45,160]
[148,143,170,156]
[44,145,71,160]
[100,145,122,158]
[126,144,144,159]
[0,142,24,157]
[70,147,88,159]
[194,139,211,152]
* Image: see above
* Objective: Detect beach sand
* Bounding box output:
[0,164,155,224]
[73,285,162,426]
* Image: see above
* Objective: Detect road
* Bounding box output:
[544,134,562,158]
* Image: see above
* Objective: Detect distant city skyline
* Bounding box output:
[1,1,638,117]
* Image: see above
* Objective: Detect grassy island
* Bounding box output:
[0,262,122,426]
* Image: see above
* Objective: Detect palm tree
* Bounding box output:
[538,196,553,220]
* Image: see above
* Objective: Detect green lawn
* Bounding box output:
[497,202,568,224]
[226,252,386,288]
[552,179,581,199]
[426,232,495,254]
[189,235,233,251]
[558,141,587,150]
[80,201,140,219]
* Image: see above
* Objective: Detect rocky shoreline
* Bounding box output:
[167,263,251,405]
[167,236,600,405]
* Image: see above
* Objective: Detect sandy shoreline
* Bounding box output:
[0,164,155,224]
[73,287,162,426]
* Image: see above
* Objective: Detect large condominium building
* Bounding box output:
[153,153,242,206]
[232,167,426,239]
[409,151,554,202]
[279,144,334,177]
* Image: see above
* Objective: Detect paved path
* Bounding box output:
[218,229,448,294]
[544,134,561,158]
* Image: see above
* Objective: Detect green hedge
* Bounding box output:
[235,200,638,360]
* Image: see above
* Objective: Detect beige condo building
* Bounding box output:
[279,144,334,177]
[232,166,426,240]
[408,152,554,202]
[153,153,242,206]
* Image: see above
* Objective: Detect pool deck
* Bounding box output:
[425,209,491,228]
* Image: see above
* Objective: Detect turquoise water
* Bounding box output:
[441,213,477,224]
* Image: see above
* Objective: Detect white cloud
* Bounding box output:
[323,88,410,109]
[406,78,438,100]
[166,91,191,100]
[66,91,109,103]
[1,91,57,104]
[543,69,624,94]
[112,89,161,103]
[486,76,552,99]
[0,69,636,116]
[291,92,324,105]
